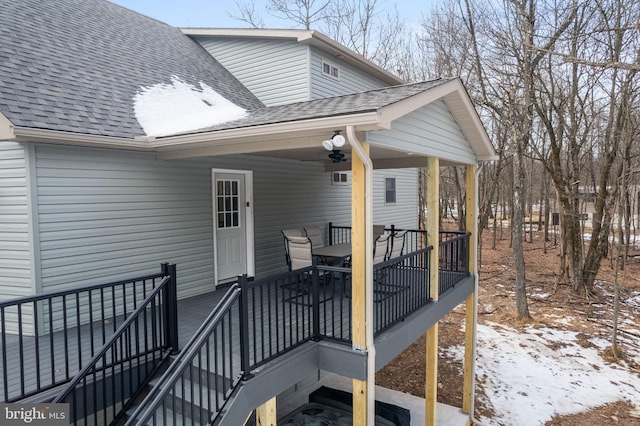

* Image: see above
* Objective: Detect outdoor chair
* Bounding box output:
[284,235,313,271]
[389,230,408,260]
[304,226,325,248]
[281,234,332,304]
[281,229,304,270]
[373,232,411,302]
[373,224,386,239]
[344,233,391,299]
[373,233,392,264]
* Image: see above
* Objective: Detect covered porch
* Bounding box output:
[1,77,495,424]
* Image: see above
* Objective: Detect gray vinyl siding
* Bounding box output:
[195,37,310,106]
[310,46,388,99]
[0,142,35,333]
[0,142,34,299]
[372,169,419,229]
[30,145,420,300]
[35,145,215,299]
[367,100,477,165]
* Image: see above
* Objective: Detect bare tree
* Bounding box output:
[229,0,265,28]
[266,0,332,29]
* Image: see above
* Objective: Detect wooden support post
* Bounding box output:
[256,397,276,426]
[425,157,439,425]
[351,142,369,426]
[463,165,477,416]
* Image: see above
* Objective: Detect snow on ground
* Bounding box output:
[446,320,640,425]
[134,76,247,137]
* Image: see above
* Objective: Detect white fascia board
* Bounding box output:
[181,28,313,41]
[377,79,461,124]
[12,127,149,150]
[0,112,14,140]
[149,112,383,150]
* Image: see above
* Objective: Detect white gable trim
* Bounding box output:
[0,112,14,140]
[378,79,496,161]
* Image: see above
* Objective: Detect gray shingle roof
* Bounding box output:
[0,0,263,139]
[173,79,454,136]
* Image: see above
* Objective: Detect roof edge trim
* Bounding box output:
[12,127,150,150]
[0,113,15,140]
[443,86,497,161]
[149,112,382,149]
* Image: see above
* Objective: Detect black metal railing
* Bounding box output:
[314,247,433,340]
[126,246,441,424]
[53,264,177,425]
[439,232,470,294]
[127,284,243,426]
[0,265,175,403]
[239,269,317,370]
[328,223,428,254]
[315,264,352,343]
[373,247,432,334]
[128,267,325,425]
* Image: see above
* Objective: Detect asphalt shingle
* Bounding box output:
[0,0,263,139]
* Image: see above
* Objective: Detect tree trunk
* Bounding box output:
[513,140,531,319]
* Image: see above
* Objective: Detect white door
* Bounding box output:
[214,172,249,283]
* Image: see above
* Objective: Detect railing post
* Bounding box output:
[162,263,179,354]
[463,233,470,272]
[312,260,321,341]
[329,222,333,246]
[238,274,253,379]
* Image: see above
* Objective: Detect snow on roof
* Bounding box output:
[447,321,640,425]
[134,76,247,137]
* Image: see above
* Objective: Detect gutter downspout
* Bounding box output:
[346,125,375,426]
[470,163,488,426]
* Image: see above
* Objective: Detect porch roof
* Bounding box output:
[149,77,497,165]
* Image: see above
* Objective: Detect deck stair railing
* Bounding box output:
[127,266,336,425]
[0,264,176,403]
[126,283,244,425]
[52,264,178,425]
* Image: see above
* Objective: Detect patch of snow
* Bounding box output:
[451,321,640,425]
[134,76,247,137]
[626,292,640,308]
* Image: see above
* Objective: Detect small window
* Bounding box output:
[332,172,349,186]
[322,60,340,79]
[216,178,240,229]
[385,177,396,204]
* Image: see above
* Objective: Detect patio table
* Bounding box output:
[312,243,351,265]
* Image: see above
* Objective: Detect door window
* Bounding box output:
[217,179,240,229]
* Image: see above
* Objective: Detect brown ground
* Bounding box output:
[376,224,640,425]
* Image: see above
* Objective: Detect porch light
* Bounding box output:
[322,130,345,151]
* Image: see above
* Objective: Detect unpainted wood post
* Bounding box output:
[255,397,276,426]
[463,165,477,415]
[351,142,369,426]
[425,157,439,425]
